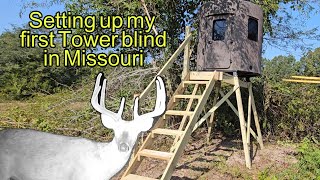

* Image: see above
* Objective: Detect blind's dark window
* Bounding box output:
[213,19,227,41]
[248,17,258,41]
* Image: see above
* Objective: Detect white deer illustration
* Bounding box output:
[0,73,166,180]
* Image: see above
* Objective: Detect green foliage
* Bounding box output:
[297,139,320,177]
[0,27,90,99]
[300,48,320,76]
[260,49,320,140]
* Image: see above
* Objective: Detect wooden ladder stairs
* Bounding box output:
[121,72,219,180]
[120,25,264,179]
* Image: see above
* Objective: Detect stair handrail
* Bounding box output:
[139,33,192,101]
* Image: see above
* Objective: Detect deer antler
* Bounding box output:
[91,73,125,121]
[92,74,166,125]
[133,76,166,120]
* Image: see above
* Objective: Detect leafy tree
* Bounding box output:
[0,27,84,99]
[299,47,320,76]
[263,55,298,82]
[261,53,319,140]
[22,0,320,55]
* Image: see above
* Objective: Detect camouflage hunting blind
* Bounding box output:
[197,0,263,77]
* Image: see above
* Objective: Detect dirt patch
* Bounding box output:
[114,128,297,180]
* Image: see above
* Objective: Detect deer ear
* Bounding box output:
[101,114,117,129]
[137,118,154,132]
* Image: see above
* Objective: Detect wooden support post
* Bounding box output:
[207,82,221,143]
[207,113,214,139]
[234,73,251,169]
[182,26,191,80]
[249,82,264,149]
[246,83,252,145]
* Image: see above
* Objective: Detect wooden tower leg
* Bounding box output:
[248,82,264,149]
[246,83,252,146]
[234,74,251,169]
[207,82,221,143]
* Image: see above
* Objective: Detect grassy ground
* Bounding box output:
[0,92,319,180]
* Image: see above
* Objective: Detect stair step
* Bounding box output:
[138,149,173,161]
[165,110,194,116]
[122,174,158,180]
[183,80,208,86]
[174,95,202,101]
[152,128,184,136]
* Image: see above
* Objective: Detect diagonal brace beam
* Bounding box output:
[192,85,239,132]
[219,90,258,140]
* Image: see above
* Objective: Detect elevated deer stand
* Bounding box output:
[120,26,264,180]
